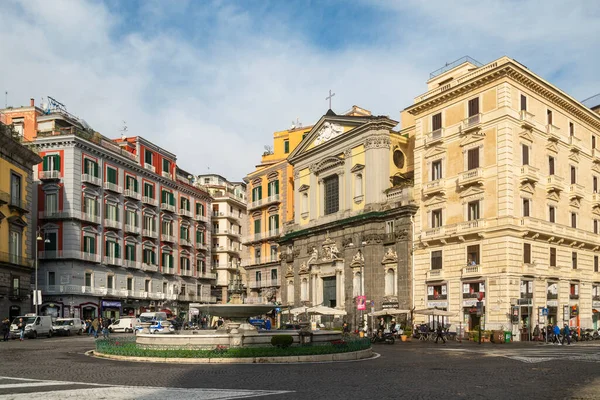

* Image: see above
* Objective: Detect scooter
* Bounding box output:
[371,331,395,344]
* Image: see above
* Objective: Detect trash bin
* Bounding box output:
[359,330,364,338]
[504,331,512,343]
[491,330,503,344]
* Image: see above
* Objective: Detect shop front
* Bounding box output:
[546,281,559,325]
[592,285,599,330]
[462,281,485,331]
[426,283,448,311]
[101,300,121,320]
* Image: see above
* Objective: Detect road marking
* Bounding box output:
[0,377,291,399]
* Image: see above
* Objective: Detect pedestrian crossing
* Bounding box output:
[441,344,600,364]
[0,377,291,399]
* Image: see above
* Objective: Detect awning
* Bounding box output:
[368,308,410,317]
[307,305,347,316]
[593,309,599,314]
[414,308,456,317]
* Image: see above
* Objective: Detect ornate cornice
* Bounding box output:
[364,135,391,150]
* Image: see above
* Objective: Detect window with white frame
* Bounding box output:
[384,269,396,296]
[301,278,309,301]
[354,173,363,199]
[287,281,294,304]
[431,209,442,228]
[431,160,442,180]
[468,200,480,221]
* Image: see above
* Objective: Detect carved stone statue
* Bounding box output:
[286,264,294,276]
[382,247,398,263]
[330,243,340,259]
[353,249,364,263]
[307,247,318,264]
[299,262,309,274]
[314,122,344,146]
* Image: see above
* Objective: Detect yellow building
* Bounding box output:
[242,122,312,303]
[402,56,600,338]
[0,113,42,320]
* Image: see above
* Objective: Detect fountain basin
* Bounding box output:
[190,303,275,318]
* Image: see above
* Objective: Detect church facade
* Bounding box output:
[279,107,416,329]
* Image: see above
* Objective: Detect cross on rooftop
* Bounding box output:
[326,89,335,110]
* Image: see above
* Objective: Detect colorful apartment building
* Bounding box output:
[1,98,215,320]
[242,122,312,304]
[196,174,247,303]
[0,110,42,320]
[403,56,600,337]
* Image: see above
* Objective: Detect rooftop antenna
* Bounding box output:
[4,91,7,108]
[120,120,128,140]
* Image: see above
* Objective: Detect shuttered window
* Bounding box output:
[432,113,442,131]
[467,148,479,170]
[522,144,529,166]
[524,243,531,264]
[550,248,556,267]
[431,251,442,270]
[323,175,339,215]
[254,219,261,234]
[106,166,117,184]
[468,98,479,117]
[43,155,61,171]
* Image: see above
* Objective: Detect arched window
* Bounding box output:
[353,272,362,297]
[385,269,396,296]
[301,278,308,301]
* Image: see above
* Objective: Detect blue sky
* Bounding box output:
[1,0,599,180]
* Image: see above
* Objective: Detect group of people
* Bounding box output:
[532,323,572,345]
[83,317,112,338]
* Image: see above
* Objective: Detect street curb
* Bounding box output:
[87,348,373,364]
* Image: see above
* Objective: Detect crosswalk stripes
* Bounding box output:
[0,376,292,399]
[440,344,600,364]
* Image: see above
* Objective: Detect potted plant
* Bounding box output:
[402,327,412,342]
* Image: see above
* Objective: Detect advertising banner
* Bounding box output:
[356,295,366,311]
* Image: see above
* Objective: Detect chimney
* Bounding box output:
[30,98,35,107]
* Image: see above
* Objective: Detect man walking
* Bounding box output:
[91,317,99,338]
[435,324,446,344]
[17,317,25,341]
[562,324,571,345]
[553,324,562,345]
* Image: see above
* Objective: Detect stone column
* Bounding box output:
[364,133,391,204]
[310,171,318,219]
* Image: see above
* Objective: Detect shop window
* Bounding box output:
[570,283,579,299]
[427,284,447,300]
[547,282,558,300]
[520,280,533,299]
[462,282,485,298]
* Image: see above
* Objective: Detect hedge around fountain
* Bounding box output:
[95,336,371,359]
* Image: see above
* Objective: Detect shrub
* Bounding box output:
[271,334,294,348]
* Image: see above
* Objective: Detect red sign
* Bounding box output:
[356,296,366,311]
[477,292,484,302]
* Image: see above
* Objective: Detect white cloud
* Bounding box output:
[1,0,598,180]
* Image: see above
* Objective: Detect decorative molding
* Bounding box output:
[309,156,345,175]
[382,247,398,264]
[267,171,279,181]
[298,184,310,192]
[364,135,391,150]
[350,249,365,268]
[350,163,365,173]
[313,122,344,146]
[343,148,352,158]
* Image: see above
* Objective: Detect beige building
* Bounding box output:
[196,174,247,303]
[402,56,600,338]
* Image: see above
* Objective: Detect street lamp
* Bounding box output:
[35,228,50,315]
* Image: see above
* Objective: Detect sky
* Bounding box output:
[1,0,599,181]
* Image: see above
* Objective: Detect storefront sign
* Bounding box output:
[563,305,570,321]
[382,302,399,309]
[547,300,558,307]
[427,301,448,308]
[101,301,121,308]
[517,298,532,306]
[463,299,486,307]
[593,301,600,308]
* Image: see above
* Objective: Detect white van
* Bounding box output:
[10,315,54,339]
[52,318,84,336]
[109,317,141,333]
[139,312,168,323]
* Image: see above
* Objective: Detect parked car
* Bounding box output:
[139,312,168,323]
[108,318,140,333]
[52,318,84,336]
[10,315,53,339]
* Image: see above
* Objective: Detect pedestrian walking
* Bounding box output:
[435,324,446,344]
[562,324,571,345]
[553,324,561,345]
[91,317,99,338]
[17,317,25,341]
[1,318,9,341]
[100,317,110,338]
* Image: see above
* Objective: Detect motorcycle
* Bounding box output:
[371,331,395,344]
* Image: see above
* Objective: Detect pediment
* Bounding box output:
[520,182,535,194]
[570,197,581,208]
[125,236,139,244]
[568,151,580,163]
[7,216,27,227]
[546,191,560,202]
[267,171,279,181]
[104,194,120,204]
[298,184,310,192]
[594,164,600,174]
[519,129,534,143]
[546,141,559,154]
[351,163,365,173]
[143,240,157,248]
[423,195,446,207]
[105,231,119,239]
[424,145,447,159]
[459,132,486,147]
[309,156,345,175]
[459,186,484,198]
[40,223,59,230]
[82,226,98,234]
[41,183,60,192]
[593,206,600,216]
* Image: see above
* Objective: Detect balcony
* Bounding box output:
[81,252,101,263]
[142,229,158,238]
[570,294,579,300]
[427,294,447,301]
[180,238,193,247]
[103,256,122,266]
[426,269,444,281]
[195,214,210,223]
[80,286,108,296]
[124,224,141,235]
[161,234,176,243]
[142,263,158,272]
[38,250,102,262]
[0,251,32,268]
[520,110,535,129]
[422,219,486,240]
[124,189,141,201]
[162,267,175,275]
[424,128,444,146]
[568,136,582,152]
[0,191,8,205]
[144,163,155,173]
[104,219,122,230]
[179,209,193,218]
[547,293,558,300]
[265,229,280,239]
[181,269,193,277]
[213,210,241,221]
[519,217,600,245]
[81,212,101,224]
[161,171,172,179]
[458,168,484,188]
[519,165,539,184]
[462,264,482,278]
[39,210,72,220]
[40,170,60,181]
[593,149,600,163]
[460,114,482,133]
[142,196,159,207]
[593,193,600,208]
[196,294,217,303]
[248,278,281,289]
[546,124,560,141]
[81,174,101,186]
[243,233,264,244]
[423,179,445,196]
[103,182,123,194]
[241,257,280,267]
[149,292,165,300]
[213,245,240,254]
[213,229,241,239]
[196,242,208,251]
[546,175,564,193]
[568,183,585,199]
[161,202,176,212]
[197,271,217,280]
[123,259,141,269]
[264,194,281,206]
[248,199,264,210]
[8,197,29,213]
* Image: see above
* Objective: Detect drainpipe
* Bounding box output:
[410,214,415,324]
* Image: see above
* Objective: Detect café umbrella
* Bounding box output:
[307,305,347,316]
[368,308,410,317]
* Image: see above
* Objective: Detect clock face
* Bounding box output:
[393,150,405,169]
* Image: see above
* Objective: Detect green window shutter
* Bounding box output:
[268,183,272,197]
[55,155,61,171]
[83,237,88,253]
[143,250,148,264]
[93,162,99,178]
[134,178,138,192]
[284,140,289,153]
[170,193,175,206]
[275,180,279,195]
[105,242,110,257]
[145,150,152,164]
[275,214,279,229]
[43,156,49,171]
[254,219,261,234]
[161,190,166,203]
[91,239,96,254]
[258,186,262,199]
[115,243,121,258]
[180,226,185,238]
[268,217,272,231]
[151,251,155,265]
[252,189,256,202]
[83,159,89,174]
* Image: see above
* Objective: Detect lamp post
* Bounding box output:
[34,228,50,315]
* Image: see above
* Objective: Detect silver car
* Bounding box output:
[52,318,84,336]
